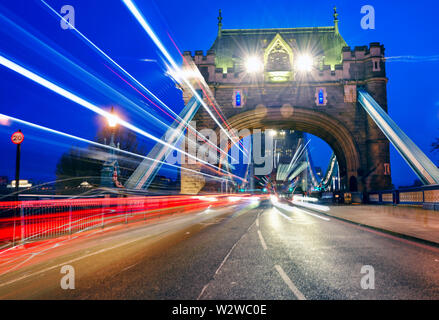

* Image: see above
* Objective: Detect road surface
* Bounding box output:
[0,199,438,299]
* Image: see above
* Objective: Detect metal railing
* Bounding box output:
[0,194,241,247]
[368,185,439,210]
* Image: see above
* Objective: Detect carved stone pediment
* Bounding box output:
[264,33,294,81]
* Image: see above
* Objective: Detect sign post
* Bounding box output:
[11,130,23,194]
[11,130,23,246]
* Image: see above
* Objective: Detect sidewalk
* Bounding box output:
[323,205,439,245]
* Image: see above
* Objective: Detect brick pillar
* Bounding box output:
[364,80,392,191]
[180,129,206,194]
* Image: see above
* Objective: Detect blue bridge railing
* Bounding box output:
[368,184,439,210]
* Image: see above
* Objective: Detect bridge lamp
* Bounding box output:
[245,56,263,73]
[106,107,119,128]
[296,54,314,72]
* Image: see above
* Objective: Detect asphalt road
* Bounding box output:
[1,199,439,299]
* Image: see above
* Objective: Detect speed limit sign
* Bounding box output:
[11,131,24,144]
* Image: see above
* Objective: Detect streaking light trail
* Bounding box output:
[291,200,330,213]
[270,197,330,221]
[0,11,173,133]
[0,112,229,183]
[166,33,249,155]
[0,55,241,179]
[38,0,234,163]
[104,63,237,164]
[120,0,246,154]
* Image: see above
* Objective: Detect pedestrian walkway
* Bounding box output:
[324,205,439,245]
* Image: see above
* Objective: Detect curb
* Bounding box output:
[293,202,439,249]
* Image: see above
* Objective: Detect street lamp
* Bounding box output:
[101,107,122,188]
[105,106,121,147]
[107,106,119,128]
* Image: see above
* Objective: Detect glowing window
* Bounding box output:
[318,89,324,104]
[235,91,241,107]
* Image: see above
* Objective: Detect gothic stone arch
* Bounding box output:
[180,25,391,194]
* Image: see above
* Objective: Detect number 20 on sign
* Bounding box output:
[11,131,24,145]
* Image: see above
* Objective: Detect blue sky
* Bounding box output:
[0,0,438,188]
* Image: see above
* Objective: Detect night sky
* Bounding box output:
[0,0,438,188]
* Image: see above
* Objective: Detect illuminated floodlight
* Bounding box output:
[296,54,314,72]
[106,107,119,128]
[245,56,263,73]
[269,129,277,136]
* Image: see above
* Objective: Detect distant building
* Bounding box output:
[78,181,93,189]
[151,175,172,190]
[0,176,8,187]
[274,130,303,164]
[7,179,32,188]
[314,167,323,177]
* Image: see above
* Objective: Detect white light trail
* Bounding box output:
[0,55,241,179]
[291,200,330,212]
[292,195,319,202]
[293,207,330,221]
[39,0,235,163]
[0,11,172,133]
[0,112,229,184]
[227,196,243,202]
[272,207,294,221]
[271,199,330,221]
[120,0,245,154]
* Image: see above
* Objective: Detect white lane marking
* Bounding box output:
[197,283,209,300]
[275,265,306,300]
[294,207,330,221]
[197,218,256,300]
[214,223,253,277]
[257,230,267,250]
[121,263,138,272]
[256,218,259,227]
